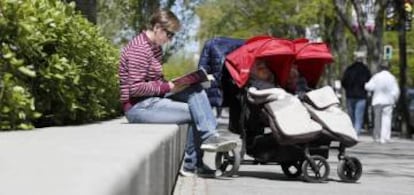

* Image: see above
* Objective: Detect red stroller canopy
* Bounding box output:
[225,36,296,88]
[294,38,334,88]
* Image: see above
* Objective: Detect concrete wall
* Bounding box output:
[0,118,187,195]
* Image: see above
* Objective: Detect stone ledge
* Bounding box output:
[0,117,187,195]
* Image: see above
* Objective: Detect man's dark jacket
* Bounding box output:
[341,61,371,98]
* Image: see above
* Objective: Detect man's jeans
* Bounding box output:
[346,98,367,134]
[125,84,217,170]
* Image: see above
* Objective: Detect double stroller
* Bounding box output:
[198,36,362,183]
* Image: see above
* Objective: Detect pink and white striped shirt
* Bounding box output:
[119,32,171,112]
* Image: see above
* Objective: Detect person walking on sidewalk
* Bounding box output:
[341,52,371,135]
[365,63,400,144]
[118,9,236,177]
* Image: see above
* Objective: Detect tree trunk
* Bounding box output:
[65,0,97,24]
[332,14,348,73]
[333,0,388,71]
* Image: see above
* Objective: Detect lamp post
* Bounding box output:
[396,0,412,138]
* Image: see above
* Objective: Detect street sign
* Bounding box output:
[384,45,393,60]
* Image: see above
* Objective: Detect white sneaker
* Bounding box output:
[200,135,237,152]
[179,168,196,177]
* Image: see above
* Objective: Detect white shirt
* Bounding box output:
[364,70,400,106]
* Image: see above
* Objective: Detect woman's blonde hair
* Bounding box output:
[147,9,181,32]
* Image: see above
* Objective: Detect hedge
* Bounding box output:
[0,0,121,130]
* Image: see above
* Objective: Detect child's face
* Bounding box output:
[286,67,299,90]
[254,61,273,82]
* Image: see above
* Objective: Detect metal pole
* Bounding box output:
[397,0,411,138]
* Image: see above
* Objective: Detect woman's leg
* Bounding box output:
[373,105,383,142]
[182,123,203,171]
[125,97,191,123]
[125,97,201,170]
[171,84,236,167]
[125,84,236,172]
[170,84,217,140]
[381,105,393,143]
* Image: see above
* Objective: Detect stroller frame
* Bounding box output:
[215,85,361,183]
[198,36,362,183]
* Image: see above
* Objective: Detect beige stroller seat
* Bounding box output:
[247,87,323,145]
[303,86,358,147]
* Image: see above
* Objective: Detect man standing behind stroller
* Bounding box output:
[341,52,371,135]
[365,63,400,144]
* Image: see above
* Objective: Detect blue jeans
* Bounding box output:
[346,98,366,134]
[125,84,217,170]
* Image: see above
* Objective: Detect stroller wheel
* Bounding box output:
[215,148,241,177]
[337,156,362,182]
[302,155,330,183]
[281,161,303,178]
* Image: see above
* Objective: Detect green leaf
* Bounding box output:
[33,112,42,118]
[73,75,80,85]
[12,86,25,93]
[53,74,65,80]
[3,52,13,59]
[29,16,38,22]
[18,123,33,130]
[18,111,26,120]
[18,66,36,77]
[44,18,54,24]
[54,63,64,71]
[10,58,24,66]
[2,106,11,113]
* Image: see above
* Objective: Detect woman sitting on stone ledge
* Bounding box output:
[118,9,237,177]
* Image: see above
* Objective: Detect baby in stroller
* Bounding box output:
[204,36,362,183]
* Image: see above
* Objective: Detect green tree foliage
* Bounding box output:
[197,0,284,39]
[96,0,201,61]
[97,0,161,45]
[196,0,413,85]
[0,0,120,130]
[196,0,348,83]
[196,0,332,39]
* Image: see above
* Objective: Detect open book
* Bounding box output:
[171,68,211,86]
[165,68,214,97]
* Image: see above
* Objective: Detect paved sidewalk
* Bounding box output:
[174,131,414,195]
